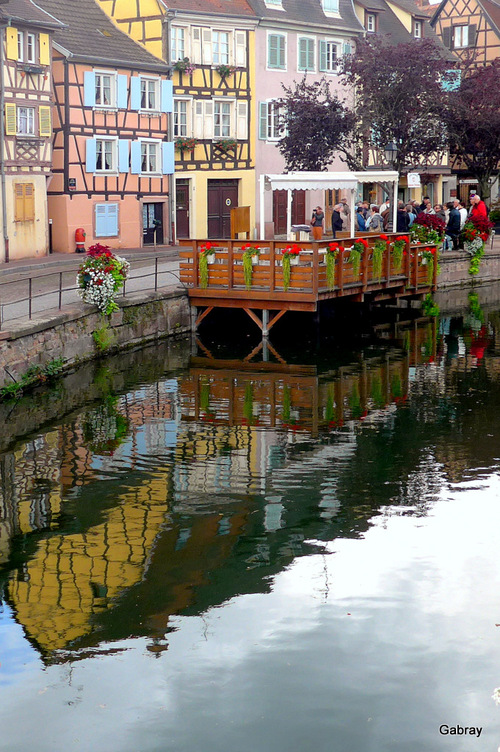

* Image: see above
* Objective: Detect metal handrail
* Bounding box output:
[0,254,181,330]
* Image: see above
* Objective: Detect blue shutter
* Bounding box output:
[106,204,118,236]
[319,40,327,71]
[118,139,129,172]
[307,40,315,69]
[161,80,173,113]
[278,36,285,68]
[131,141,142,173]
[342,41,352,56]
[130,76,141,110]
[95,204,119,237]
[84,71,96,107]
[162,141,174,174]
[259,102,267,139]
[268,35,277,68]
[117,75,128,108]
[85,138,96,172]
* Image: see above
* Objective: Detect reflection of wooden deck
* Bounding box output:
[180,235,438,334]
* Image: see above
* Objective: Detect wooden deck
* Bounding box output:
[179,234,438,334]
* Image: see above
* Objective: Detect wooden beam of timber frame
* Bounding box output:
[243,308,263,331]
[195,306,214,327]
[267,310,287,332]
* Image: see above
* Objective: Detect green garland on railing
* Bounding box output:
[281,245,301,292]
[391,235,409,273]
[422,247,436,285]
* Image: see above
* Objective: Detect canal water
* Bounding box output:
[1,298,500,752]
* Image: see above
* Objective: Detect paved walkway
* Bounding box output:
[0,245,183,329]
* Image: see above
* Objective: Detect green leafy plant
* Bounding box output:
[281,244,301,292]
[391,235,409,273]
[326,242,340,290]
[349,238,368,279]
[77,244,129,315]
[468,291,485,323]
[174,57,196,75]
[175,137,197,152]
[0,358,66,401]
[198,242,215,288]
[421,247,437,285]
[241,244,261,290]
[92,322,115,352]
[371,238,386,281]
[215,64,236,78]
[422,293,440,317]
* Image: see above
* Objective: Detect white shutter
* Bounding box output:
[236,100,247,140]
[193,100,204,138]
[203,101,213,139]
[202,28,212,65]
[235,31,246,67]
[191,27,202,64]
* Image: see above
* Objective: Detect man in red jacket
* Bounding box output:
[470,194,488,221]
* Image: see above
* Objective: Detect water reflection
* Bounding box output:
[1,302,500,750]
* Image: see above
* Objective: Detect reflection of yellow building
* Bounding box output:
[8,472,170,653]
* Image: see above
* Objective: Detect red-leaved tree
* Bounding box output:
[443,59,500,202]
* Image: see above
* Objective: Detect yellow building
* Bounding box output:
[97,0,258,240]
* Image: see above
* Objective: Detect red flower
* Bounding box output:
[358,238,369,248]
[96,279,103,286]
[395,235,409,243]
[380,234,388,241]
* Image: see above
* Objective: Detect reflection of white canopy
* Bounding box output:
[260,170,399,238]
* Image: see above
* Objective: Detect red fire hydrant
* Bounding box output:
[75,227,86,253]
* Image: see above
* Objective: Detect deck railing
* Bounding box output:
[179,234,438,299]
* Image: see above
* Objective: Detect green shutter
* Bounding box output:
[259,102,268,140]
[268,35,277,68]
[299,39,306,70]
[319,40,327,72]
[307,39,315,70]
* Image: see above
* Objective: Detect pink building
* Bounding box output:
[248,0,363,234]
[35,0,173,254]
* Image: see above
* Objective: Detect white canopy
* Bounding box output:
[259,170,399,238]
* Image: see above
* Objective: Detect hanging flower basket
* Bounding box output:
[326,242,340,290]
[213,138,237,155]
[462,217,493,275]
[349,238,368,279]
[175,137,197,153]
[77,244,130,315]
[215,64,236,78]
[391,235,408,273]
[282,244,301,291]
[199,242,216,288]
[241,244,261,290]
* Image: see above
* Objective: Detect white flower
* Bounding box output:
[492,687,500,705]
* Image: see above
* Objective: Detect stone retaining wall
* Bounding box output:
[0,287,190,390]
[437,248,500,288]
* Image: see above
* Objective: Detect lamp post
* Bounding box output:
[384,141,398,232]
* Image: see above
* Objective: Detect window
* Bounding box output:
[95,138,117,172]
[413,20,422,38]
[319,40,340,72]
[268,33,286,69]
[214,101,231,137]
[454,25,469,48]
[298,38,315,71]
[212,31,230,64]
[14,183,35,222]
[366,14,376,32]
[259,101,281,140]
[95,72,115,107]
[26,33,36,63]
[140,77,159,111]
[265,0,283,4]
[17,106,35,135]
[17,31,24,61]
[174,100,189,136]
[171,27,185,61]
[140,141,160,173]
[323,0,339,12]
[95,203,118,237]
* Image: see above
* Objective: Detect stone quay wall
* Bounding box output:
[437,248,500,289]
[0,287,191,390]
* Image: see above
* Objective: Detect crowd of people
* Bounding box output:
[310,193,490,250]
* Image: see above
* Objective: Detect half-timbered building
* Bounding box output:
[0,0,62,262]
[96,0,258,240]
[34,0,174,254]
[431,0,500,68]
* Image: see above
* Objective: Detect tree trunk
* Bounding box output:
[478,177,491,203]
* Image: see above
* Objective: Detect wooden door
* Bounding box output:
[207,180,239,238]
[176,181,190,238]
[273,190,287,235]
[142,203,164,245]
[291,190,305,225]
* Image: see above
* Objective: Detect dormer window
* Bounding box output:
[414,20,423,38]
[323,0,340,13]
[366,13,376,32]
